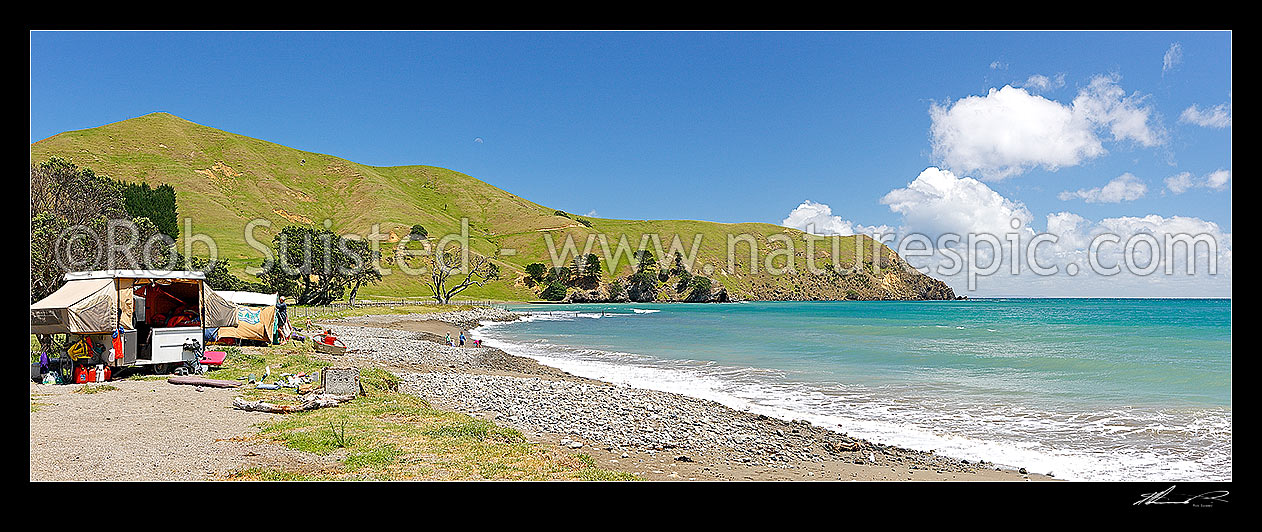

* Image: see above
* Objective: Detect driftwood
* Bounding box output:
[168,376,242,388]
[232,393,355,413]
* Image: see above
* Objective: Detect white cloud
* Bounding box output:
[929,86,1103,180]
[1180,103,1232,128]
[1071,75,1166,147]
[929,76,1163,180]
[1058,173,1148,203]
[1164,169,1231,194]
[989,60,1007,70]
[1163,43,1183,74]
[1205,169,1231,190]
[880,167,1033,238]
[585,209,598,217]
[781,200,893,237]
[1022,73,1065,92]
[1164,172,1195,194]
[781,167,1230,297]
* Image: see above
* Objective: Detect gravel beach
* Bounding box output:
[327,308,1049,481]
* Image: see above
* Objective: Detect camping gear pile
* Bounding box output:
[235,365,318,392]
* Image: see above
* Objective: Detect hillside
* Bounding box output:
[30,113,954,302]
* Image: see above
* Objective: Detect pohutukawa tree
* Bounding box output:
[421,245,500,304]
[259,225,382,306]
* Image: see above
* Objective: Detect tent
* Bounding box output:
[213,291,282,345]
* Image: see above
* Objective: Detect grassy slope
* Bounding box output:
[31,113,911,301]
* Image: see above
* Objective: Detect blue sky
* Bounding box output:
[30,31,1231,296]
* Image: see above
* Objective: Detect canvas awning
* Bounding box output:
[31,272,239,334]
[30,278,117,334]
[201,285,240,328]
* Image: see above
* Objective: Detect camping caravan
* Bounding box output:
[30,270,238,378]
[212,291,283,346]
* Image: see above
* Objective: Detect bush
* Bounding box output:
[525,263,547,281]
[549,266,571,284]
[675,270,693,292]
[540,282,567,301]
[608,279,626,300]
[409,224,428,239]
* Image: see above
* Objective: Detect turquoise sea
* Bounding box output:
[475,299,1231,481]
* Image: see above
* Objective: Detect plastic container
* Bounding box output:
[74,365,111,383]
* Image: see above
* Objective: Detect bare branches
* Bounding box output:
[421,246,500,304]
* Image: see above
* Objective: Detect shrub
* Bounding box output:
[549,266,571,284]
[409,224,428,239]
[525,263,547,281]
[540,282,567,301]
[675,270,693,292]
[686,276,713,302]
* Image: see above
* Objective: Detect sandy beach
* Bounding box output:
[326,308,1051,481]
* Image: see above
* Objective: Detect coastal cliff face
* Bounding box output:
[556,255,954,303]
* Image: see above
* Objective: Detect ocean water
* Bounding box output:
[474,299,1231,481]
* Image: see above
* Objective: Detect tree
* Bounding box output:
[420,245,500,304]
[525,262,547,281]
[339,238,382,305]
[548,266,571,284]
[260,225,382,306]
[584,253,602,281]
[120,182,179,240]
[30,157,174,302]
[607,279,627,301]
[634,249,656,273]
[540,282,567,301]
[409,224,428,239]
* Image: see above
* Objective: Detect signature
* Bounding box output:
[1134,485,1229,507]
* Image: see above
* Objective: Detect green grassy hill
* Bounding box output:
[31,112,953,302]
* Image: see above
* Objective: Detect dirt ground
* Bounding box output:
[29,379,337,481]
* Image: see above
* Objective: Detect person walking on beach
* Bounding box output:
[445,332,452,346]
[459,332,466,347]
